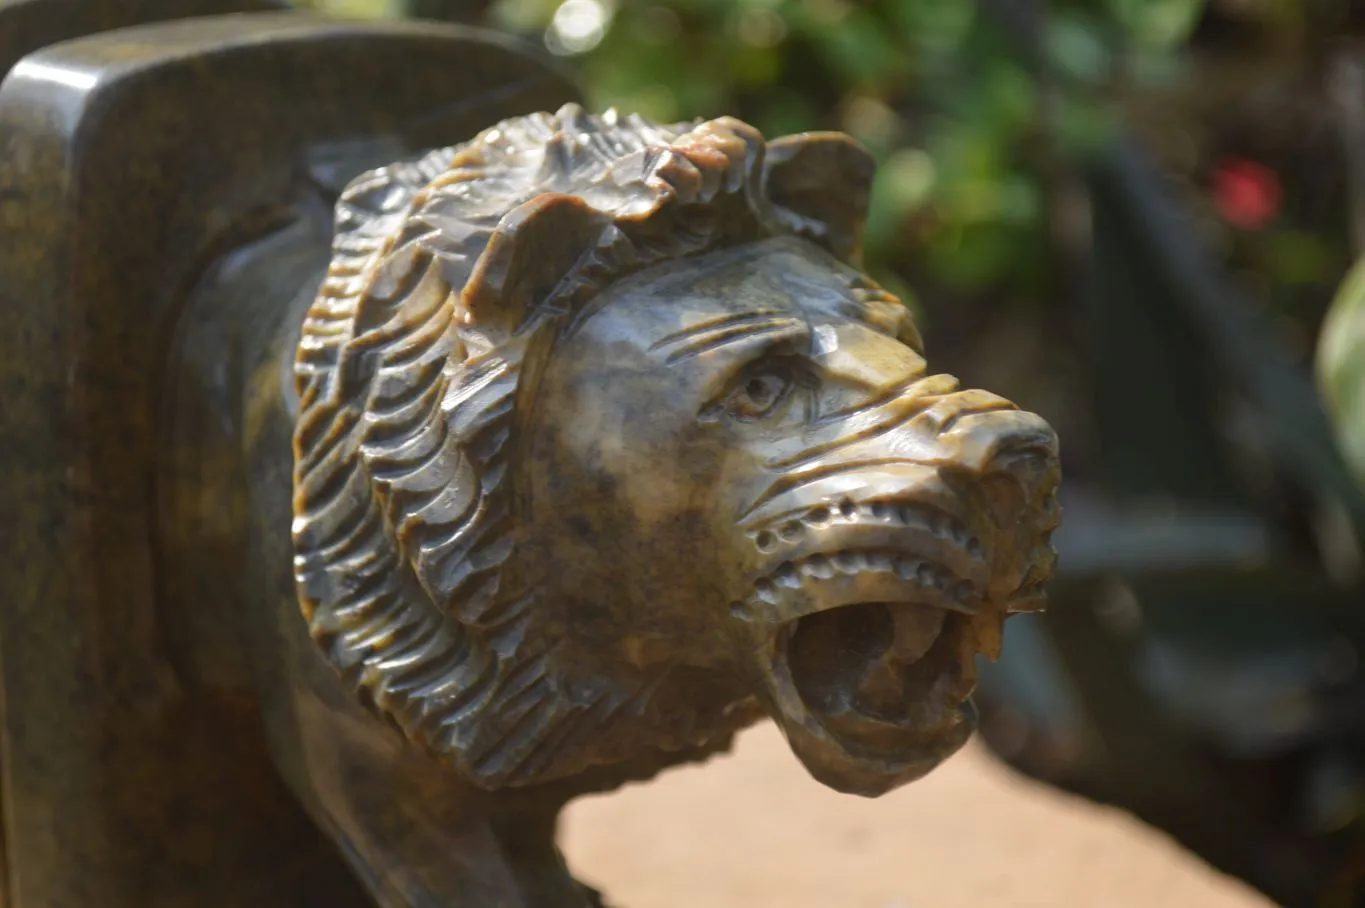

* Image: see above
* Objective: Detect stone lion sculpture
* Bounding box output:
[290,103,1059,903]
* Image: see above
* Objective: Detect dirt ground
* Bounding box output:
[563,724,1275,908]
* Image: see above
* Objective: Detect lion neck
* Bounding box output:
[317,707,755,908]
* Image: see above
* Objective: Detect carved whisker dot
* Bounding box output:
[754,530,776,552]
[837,499,857,519]
[775,562,801,587]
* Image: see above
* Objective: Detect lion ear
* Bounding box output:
[458,193,612,337]
[762,132,875,263]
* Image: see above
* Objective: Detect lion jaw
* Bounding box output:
[731,409,1060,797]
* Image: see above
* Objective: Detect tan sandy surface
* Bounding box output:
[563,723,1275,908]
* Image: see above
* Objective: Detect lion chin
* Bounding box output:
[292,103,1061,802]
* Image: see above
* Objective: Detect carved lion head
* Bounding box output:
[292,104,1060,799]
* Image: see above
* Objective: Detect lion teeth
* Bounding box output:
[766,501,979,566]
[833,552,862,573]
[751,549,979,610]
[802,556,835,579]
[866,552,894,572]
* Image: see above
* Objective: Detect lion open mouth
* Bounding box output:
[762,551,983,755]
[742,496,1009,795]
[784,599,970,732]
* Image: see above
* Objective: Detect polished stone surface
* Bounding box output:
[0,8,1059,902]
[289,104,1060,904]
[0,12,576,907]
[0,0,282,79]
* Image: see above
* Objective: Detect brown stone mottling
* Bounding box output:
[0,10,575,908]
[287,105,1060,904]
[1,9,1059,907]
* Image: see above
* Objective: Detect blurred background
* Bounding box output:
[295,0,1365,904]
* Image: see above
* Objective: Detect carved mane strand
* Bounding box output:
[290,104,875,787]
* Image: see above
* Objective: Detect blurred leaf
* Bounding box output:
[488,0,561,30]
[1268,231,1329,287]
[1126,44,1189,89]
[728,43,782,88]
[1055,97,1119,156]
[1048,13,1111,84]
[886,0,974,52]
[983,60,1037,131]
[866,147,936,253]
[299,0,403,16]
[1106,0,1205,49]
[927,221,1040,289]
[793,6,906,88]
[841,96,904,157]
[752,88,818,137]
[1319,255,1365,485]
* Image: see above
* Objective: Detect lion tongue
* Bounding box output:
[853,605,946,716]
[891,605,947,662]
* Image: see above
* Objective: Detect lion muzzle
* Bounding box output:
[736,386,1061,797]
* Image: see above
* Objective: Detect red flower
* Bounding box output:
[1212,158,1282,231]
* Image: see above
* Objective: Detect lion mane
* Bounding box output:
[290,103,889,789]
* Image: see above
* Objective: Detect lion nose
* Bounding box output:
[936,407,1061,601]
[984,429,1061,501]
[938,407,1060,498]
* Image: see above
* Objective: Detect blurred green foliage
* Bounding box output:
[298,0,1209,305]
[1320,254,1365,483]
[481,0,1208,305]
[295,0,1365,337]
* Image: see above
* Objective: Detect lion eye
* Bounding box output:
[727,369,792,421]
